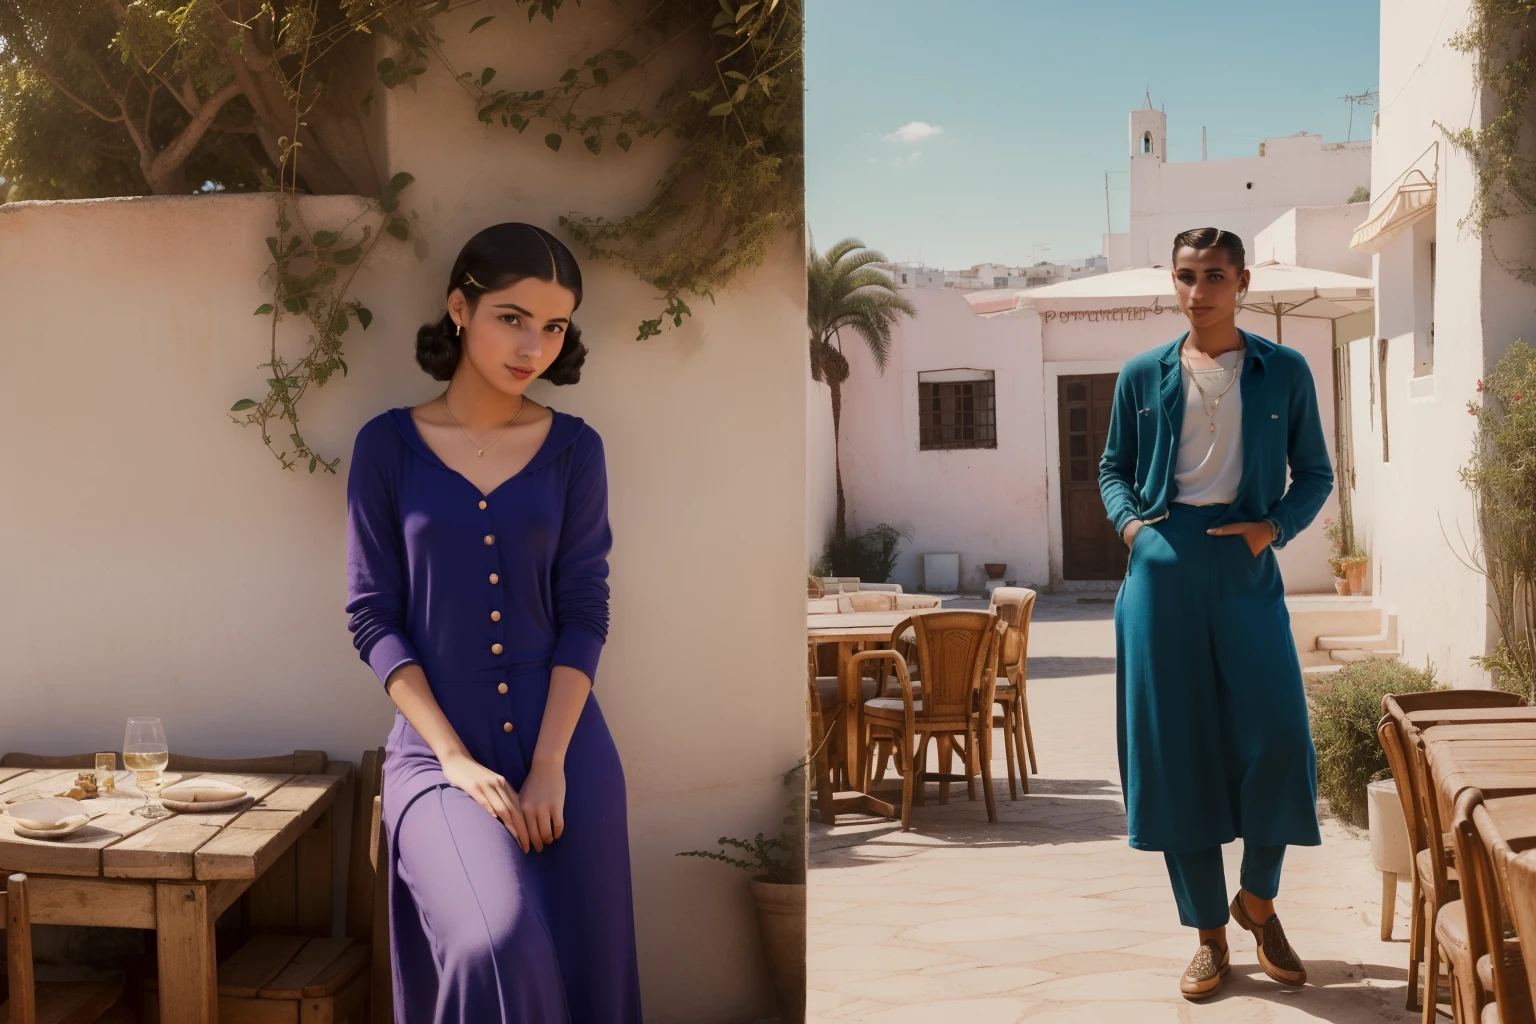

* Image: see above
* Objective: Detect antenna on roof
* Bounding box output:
[1340,88,1379,141]
[1142,89,1153,110]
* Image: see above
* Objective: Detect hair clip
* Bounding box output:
[463,271,487,290]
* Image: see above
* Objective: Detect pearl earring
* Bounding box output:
[455,323,463,337]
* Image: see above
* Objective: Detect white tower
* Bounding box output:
[1130,91,1166,163]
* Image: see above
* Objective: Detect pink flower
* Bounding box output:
[1477,379,1485,392]
[1470,407,1479,416]
[1517,393,1525,401]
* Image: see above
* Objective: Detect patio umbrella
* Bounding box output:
[1017,261,1374,345]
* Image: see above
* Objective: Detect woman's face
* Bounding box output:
[448,275,577,396]
[1171,247,1251,330]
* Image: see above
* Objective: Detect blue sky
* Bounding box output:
[805,0,1381,268]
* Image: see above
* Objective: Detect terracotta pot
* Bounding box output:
[984,562,1007,580]
[1334,578,1350,595]
[748,878,805,1022]
[1345,559,1368,595]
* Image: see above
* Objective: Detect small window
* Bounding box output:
[1141,131,1152,154]
[1245,182,1254,189]
[918,373,997,451]
[901,273,908,284]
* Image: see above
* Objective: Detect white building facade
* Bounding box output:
[1344,0,1536,687]
[1106,98,1373,270]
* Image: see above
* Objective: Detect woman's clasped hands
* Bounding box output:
[442,750,566,854]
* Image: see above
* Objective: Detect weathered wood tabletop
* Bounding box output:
[0,764,345,1023]
[1422,724,1536,820]
[1405,707,1536,729]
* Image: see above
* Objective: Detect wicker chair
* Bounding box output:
[851,611,1006,831]
[989,587,1039,798]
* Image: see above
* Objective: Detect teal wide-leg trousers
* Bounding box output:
[1114,502,1321,856]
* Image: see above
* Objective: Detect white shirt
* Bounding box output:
[1173,349,1244,505]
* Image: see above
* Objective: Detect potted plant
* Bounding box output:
[1341,549,1369,595]
[1323,518,1350,594]
[679,764,806,1022]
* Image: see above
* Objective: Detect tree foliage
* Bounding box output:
[807,238,916,539]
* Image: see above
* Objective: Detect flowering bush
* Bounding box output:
[1462,341,1536,697]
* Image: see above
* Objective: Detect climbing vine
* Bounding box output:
[1442,0,1536,281]
[226,0,802,471]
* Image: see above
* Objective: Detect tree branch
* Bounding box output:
[36,66,123,124]
[148,77,246,181]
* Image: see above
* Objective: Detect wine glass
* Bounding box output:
[123,717,171,819]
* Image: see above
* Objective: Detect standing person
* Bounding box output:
[1099,227,1333,1001]
[345,222,642,1022]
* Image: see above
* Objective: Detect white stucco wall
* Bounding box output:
[1253,205,1372,278]
[0,9,804,1018]
[837,285,1344,595]
[1107,109,1372,270]
[1351,0,1536,686]
[807,372,837,566]
[838,289,1049,593]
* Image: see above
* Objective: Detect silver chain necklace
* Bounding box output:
[442,393,526,457]
[1181,351,1241,433]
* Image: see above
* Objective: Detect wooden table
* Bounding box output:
[807,609,942,821]
[1423,724,1536,820]
[1406,707,1536,729]
[0,764,346,1023]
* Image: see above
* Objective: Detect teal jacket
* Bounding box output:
[1097,330,1333,548]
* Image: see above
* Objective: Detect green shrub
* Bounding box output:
[814,523,908,583]
[1309,659,1437,828]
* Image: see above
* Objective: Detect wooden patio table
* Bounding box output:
[1422,723,1536,821]
[807,608,944,820]
[1405,707,1536,729]
[0,763,346,1023]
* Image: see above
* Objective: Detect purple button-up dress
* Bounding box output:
[345,407,642,1023]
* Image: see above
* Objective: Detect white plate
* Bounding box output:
[5,798,90,839]
[160,794,254,814]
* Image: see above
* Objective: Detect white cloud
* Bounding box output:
[889,151,924,167]
[884,121,944,144]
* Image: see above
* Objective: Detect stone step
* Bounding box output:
[1317,613,1398,651]
[1286,596,1384,654]
[1330,647,1401,664]
[1298,649,1336,668]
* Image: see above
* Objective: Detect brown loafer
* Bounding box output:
[1180,939,1229,1000]
[1230,890,1307,986]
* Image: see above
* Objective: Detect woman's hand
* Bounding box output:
[441,751,530,853]
[518,756,566,853]
[1207,520,1277,557]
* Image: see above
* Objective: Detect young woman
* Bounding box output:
[345,222,642,1022]
[1099,227,1333,1000]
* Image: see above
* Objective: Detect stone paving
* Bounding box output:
[808,595,1420,1023]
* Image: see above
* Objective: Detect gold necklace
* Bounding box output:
[442,394,526,457]
[1181,353,1240,433]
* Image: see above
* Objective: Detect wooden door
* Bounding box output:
[1058,373,1126,580]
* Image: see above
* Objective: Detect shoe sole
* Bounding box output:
[1180,962,1230,1001]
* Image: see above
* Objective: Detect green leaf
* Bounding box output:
[613,49,636,69]
[230,399,258,411]
[388,171,415,192]
[338,357,349,376]
[265,236,280,259]
[359,89,373,116]
[253,303,273,315]
[355,306,373,330]
[615,131,632,152]
[724,70,748,81]
[282,297,305,313]
[480,67,496,87]
[584,135,601,155]
[377,57,396,75]
[709,101,733,117]
[469,15,495,31]
[592,67,608,85]
[286,236,302,253]
[385,218,409,240]
[560,68,578,83]
[309,457,318,473]
[332,245,363,265]
[380,189,399,212]
[312,230,338,248]
[713,10,734,27]
[290,433,305,448]
[545,133,563,152]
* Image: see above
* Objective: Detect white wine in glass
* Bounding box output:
[124,717,171,819]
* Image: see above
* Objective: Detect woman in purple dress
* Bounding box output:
[345,222,642,1022]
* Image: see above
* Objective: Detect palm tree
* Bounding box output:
[807,237,917,541]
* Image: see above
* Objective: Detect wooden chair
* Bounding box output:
[1379,690,1527,1012]
[807,642,839,824]
[807,575,825,599]
[0,873,122,1024]
[852,611,1005,831]
[1502,848,1536,1020]
[368,791,392,1024]
[989,587,1039,799]
[1453,789,1534,1024]
[140,750,380,1023]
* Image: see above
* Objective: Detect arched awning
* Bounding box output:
[1350,143,1438,253]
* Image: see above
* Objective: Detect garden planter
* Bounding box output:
[1334,578,1350,595]
[1368,778,1412,940]
[748,878,806,1023]
[1345,559,1368,595]
[984,563,1007,580]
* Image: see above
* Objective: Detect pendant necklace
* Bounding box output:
[1182,350,1241,433]
[443,393,526,456]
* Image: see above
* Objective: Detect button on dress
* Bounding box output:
[345,407,642,1023]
